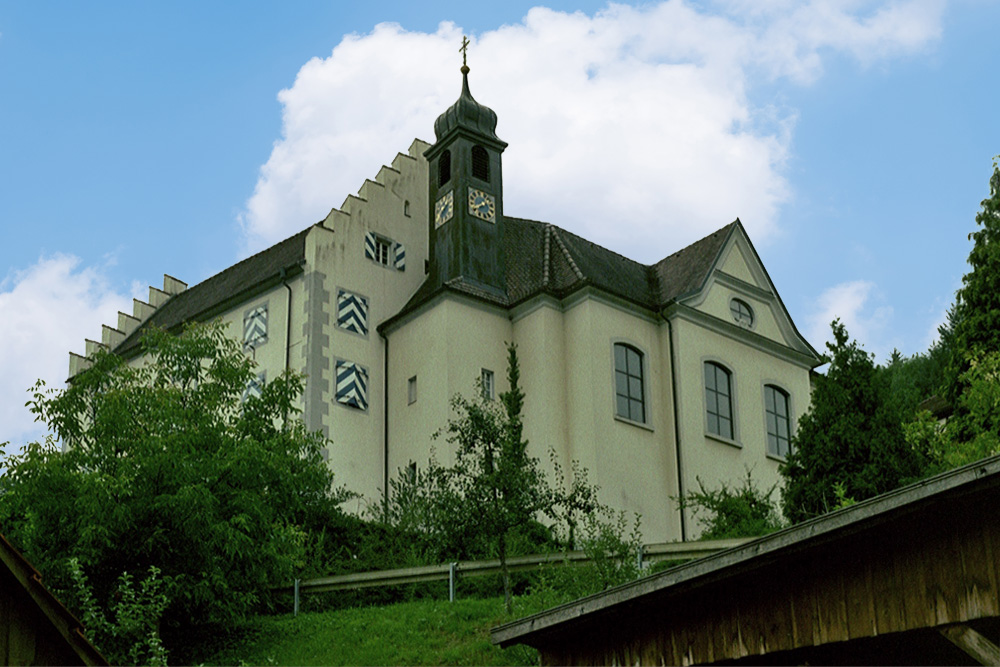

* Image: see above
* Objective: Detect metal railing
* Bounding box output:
[275,537,755,612]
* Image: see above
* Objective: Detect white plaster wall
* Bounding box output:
[305,141,430,502]
[555,296,681,543]
[386,297,512,491]
[671,314,812,538]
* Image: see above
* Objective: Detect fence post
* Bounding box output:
[294,578,300,616]
[636,544,644,573]
[449,562,458,602]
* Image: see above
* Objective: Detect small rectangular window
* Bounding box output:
[408,376,417,405]
[375,238,391,265]
[481,369,494,401]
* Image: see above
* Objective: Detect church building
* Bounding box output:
[69,60,822,543]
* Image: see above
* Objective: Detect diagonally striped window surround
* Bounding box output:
[337,289,369,337]
[336,360,369,411]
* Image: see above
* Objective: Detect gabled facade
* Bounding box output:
[69,64,821,542]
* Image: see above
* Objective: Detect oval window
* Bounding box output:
[730,298,754,327]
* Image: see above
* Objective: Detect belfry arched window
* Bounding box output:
[439,149,451,187]
[471,145,489,182]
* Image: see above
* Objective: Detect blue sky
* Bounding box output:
[1,0,998,446]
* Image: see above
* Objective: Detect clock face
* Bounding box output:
[467,187,496,223]
[434,191,454,228]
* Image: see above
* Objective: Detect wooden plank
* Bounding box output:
[740,576,770,657]
[983,517,1000,622]
[924,517,963,626]
[0,587,10,665]
[870,530,905,635]
[813,566,844,645]
[960,513,1000,619]
[940,624,1000,666]
[897,524,933,632]
[762,571,796,654]
[712,583,741,661]
[9,601,36,666]
[844,548,876,640]
[688,593,714,665]
[788,560,817,648]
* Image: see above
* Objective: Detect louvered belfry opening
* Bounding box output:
[438,149,451,186]
[471,144,489,182]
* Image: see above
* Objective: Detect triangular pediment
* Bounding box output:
[678,222,820,364]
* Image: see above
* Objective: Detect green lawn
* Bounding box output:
[196,597,539,666]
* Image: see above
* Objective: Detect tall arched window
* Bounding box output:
[704,362,734,439]
[471,145,490,182]
[614,343,645,423]
[438,149,451,187]
[765,385,791,457]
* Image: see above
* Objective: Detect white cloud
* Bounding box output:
[807,280,893,355]
[0,255,136,448]
[240,1,944,263]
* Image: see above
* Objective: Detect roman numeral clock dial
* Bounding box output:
[467,187,496,223]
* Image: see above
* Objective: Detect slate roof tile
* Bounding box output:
[382,217,737,331]
[115,226,311,356]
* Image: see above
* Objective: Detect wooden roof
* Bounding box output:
[493,455,1000,665]
[0,533,107,666]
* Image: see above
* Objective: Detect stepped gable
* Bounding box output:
[115,226,311,357]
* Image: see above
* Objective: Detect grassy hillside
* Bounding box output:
[195,597,539,666]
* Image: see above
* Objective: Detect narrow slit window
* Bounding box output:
[481,369,495,401]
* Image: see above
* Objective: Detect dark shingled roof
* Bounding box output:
[384,217,736,329]
[115,226,310,356]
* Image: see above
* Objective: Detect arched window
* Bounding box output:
[438,149,451,187]
[471,145,490,182]
[614,343,645,423]
[765,385,791,457]
[704,362,734,439]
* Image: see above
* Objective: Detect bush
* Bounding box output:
[677,471,783,539]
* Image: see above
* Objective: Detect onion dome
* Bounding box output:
[433,65,502,143]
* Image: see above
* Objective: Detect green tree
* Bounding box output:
[948,160,1000,389]
[437,343,552,613]
[907,351,1000,473]
[0,322,349,655]
[781,320,923,523]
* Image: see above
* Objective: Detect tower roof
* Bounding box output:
[433,65,504,145]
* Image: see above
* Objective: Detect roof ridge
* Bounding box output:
[550,227,585,280]
[542,224,552,287]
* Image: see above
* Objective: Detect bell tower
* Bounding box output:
[424,38,508,296]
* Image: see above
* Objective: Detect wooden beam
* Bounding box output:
[940,624,1000,666]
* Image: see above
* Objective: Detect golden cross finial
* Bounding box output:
[460,35,470,67]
